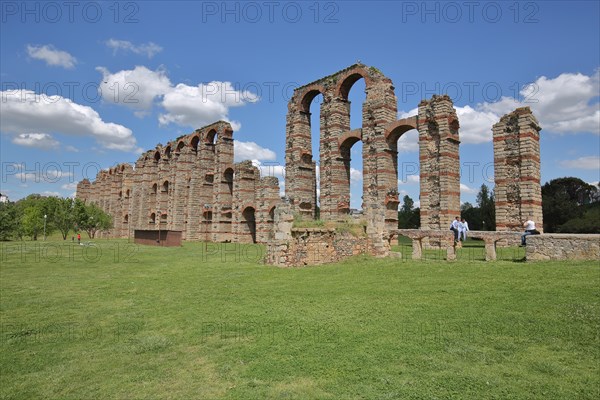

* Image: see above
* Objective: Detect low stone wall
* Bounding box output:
[266,228,367,267]
[526,234,600,261]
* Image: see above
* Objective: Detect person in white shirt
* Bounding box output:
[521,218,538,246]
[450,216,460,242]
[459,218,469,241]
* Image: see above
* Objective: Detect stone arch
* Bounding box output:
[164,145,172,158]
[162,180,169,193]
[176,140,185,153]
[190,135,200,152]
[154,151,161,162]
[206,129,218,144]
[150,212,156,224]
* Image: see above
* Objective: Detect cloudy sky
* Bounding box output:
[1,1,599,208]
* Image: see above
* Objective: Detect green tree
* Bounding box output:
[460,202,482,230]
[542,177,599,232]
[53,198,75,240]
[21,205,45,240]
[0,201,20,241]
[74,200,113,238]
[398,195,420,228]
[476,184,495,231]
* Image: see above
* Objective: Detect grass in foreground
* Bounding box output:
[1,239,598,399]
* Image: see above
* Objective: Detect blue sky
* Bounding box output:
[1,1,599,209]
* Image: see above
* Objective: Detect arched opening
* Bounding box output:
[386,119,420,229]
[152,183,158,195]
[162,180,169,193]
[150,213,156,224]
[126,189,130,198]
[154,151,161,162]
[177,141,185,153]
[241,206,256,243]
[118,190,122,199]
[339,135,362,212]
[303,89,322,213]
[338,74,367,214]
[268,206,276,222]
[206,129,218,144]
[165,146,171,158]
[160,213,167,223]
[123,214,129,223]
[224,168,234,195]
[190,136,200,152]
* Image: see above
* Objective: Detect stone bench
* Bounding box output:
[467,231,521,261]
[391,229,456,260]
[391,229,523,261]
[526,234,600,261]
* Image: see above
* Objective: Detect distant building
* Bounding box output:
[0,193,8,203]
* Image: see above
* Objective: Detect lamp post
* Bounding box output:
[43,214,47,241]
[157,210,162,245]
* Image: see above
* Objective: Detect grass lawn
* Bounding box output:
[1,238,598,399]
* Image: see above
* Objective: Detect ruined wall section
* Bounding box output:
[285,64,398,223]
[76,121,280,243]
[493,107,543,231]
[417,95,461,231]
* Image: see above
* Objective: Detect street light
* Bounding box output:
[157,210,162,245]
[43,214,47,241]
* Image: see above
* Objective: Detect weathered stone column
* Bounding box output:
[493,107,543,232]
[418,95,461,231]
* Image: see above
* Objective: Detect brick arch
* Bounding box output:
[297,85,326,113]
[205,129,217,144]
[338,129,362,150]
[189,135,200,152]
[384,116,418,143]
[176,140,185,152]
[334,66,377,100]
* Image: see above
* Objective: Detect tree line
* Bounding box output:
[0,195,112,241]
[398,177,599,233]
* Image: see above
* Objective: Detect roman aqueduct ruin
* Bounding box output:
[78,63,552,264]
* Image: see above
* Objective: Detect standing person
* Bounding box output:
[77,233,81,245]
[450,216,460,243]
[460,218,469,241]
[521,218,539,246]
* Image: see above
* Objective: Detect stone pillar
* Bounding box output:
[284,98,318,219]
[418,95,461,231]
[320,97,350,221]
[493,107,543,231]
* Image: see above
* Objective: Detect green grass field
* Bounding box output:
[1,237,598,399]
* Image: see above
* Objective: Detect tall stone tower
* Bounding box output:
[493,107,543,232]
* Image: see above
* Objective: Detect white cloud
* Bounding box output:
[97,66,172,111]
[1,89,141,152]
[235,141,277,162]
[12,133,59,150]
[61,182,78,190]
[159,82,257,130]
[401,70,600,146]
[65,145,79,152]
[105,39,163,58]
[482,70,600,135]
[350,168,362,182]
[26,45,76,69]
[559,156,600,170]
[460,183,478,194]
[98,66,258,130]
[399,174,420,185]
[454,105,499,144]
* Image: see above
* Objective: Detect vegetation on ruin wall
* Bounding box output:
[292,215,367,237]
[1,239,598,399]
